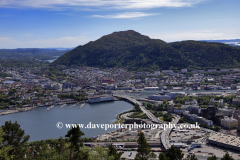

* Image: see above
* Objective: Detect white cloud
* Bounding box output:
[0,0,206,10]
[92,12,159,19]
[0,36,90,49]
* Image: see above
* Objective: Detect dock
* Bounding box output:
[68,102,79,109]
[45,105,54,111]
[79,103,85,109]
[58,104,67,110]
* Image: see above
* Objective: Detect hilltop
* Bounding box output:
[53,30,240,71]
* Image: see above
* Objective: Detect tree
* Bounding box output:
[214,126,220,132]
[149,152,157,160]
[142,102,146,107]
[207,155,217,160]
[108,144,121,160]
[1,121,30,160]
[65,124,86,160]
[54,136,67,160]
[221,152,234,160]
[165,146,184,160]
[135,103,140,111]
[94,145,108,160]
[135,132,151,160]
[159,153,170,160]
[147,103,153,110]
[185,154,198,160]
[0,127,13,160]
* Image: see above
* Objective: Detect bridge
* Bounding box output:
[114,94,160,123]
[160,115,180,150]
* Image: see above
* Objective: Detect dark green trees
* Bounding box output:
[185,154,198,160]
[0,127,13,160]
[207,155,217,160]
[135,132,151,160]
[159,153,170,160]
[164,146,184,160]
[221,152,234,160]
[65,124,88,160]
[108,144,121,160]
[1,121,30,160]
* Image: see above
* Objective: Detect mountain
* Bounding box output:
[169,40,240,69]
[53,30,240,71]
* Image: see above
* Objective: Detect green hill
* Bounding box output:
[169,40,240,69]
[53,30,240,71]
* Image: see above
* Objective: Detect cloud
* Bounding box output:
[0,36,90,49]
[92,12,159,19]
[0,0,206,10]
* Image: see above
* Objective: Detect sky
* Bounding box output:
[0,0,239,49]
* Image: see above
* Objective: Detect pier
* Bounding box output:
[46,105,54,111]
[68,102,79,109]
[58,104,66,110]
[79,103,85,109]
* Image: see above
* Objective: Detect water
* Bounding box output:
[0,89,236,142]
[0,101,134,142]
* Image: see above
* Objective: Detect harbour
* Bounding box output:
[0,101,134,142]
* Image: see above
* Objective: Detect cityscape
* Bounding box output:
[1,64,240,159]
[1,0,240,159]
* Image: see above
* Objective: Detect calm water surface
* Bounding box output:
[0,101,133,142]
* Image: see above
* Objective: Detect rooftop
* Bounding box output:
[208,133,240,148]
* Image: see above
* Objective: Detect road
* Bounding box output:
[161,115,180,150]
[114,94,160,123]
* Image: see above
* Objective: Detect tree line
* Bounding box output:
[0,121,235,160]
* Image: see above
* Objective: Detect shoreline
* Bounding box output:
[0,106,38,116]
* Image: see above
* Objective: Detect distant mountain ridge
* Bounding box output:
[199,39,240,47]
[53,30,240,71]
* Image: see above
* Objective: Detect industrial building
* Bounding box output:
[148,92,185,101]
[208,133,240,151]
[221,116,238,129]
[88,95,114,103]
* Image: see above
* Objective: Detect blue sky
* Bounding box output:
[0,0,239,49]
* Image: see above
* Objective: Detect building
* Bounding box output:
[219,99,224,107]
[232,98,240,105]
[191,142,202,148]
[88,95,114,103]
[231,84,237,90]
[220,69,230,72]
[208,69,217,73]
[217,108,234,117]
[208,133,240,151]
[144,87,159,90]
[162,70,173,74]
[148,95,171,101]
[221,116,238,129]
[181,69,187,73]
[101,79,115,84]
[154,71,161,76]
[167,105,174,113]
